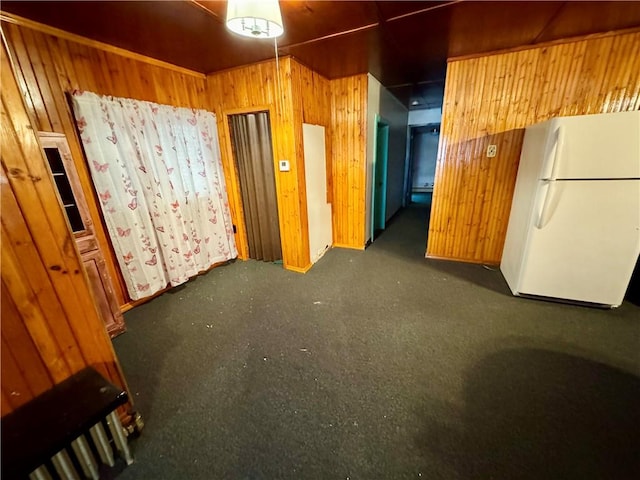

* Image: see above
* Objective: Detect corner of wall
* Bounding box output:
[366,74,382,243]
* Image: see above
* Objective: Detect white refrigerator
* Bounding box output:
[501,111,640,307]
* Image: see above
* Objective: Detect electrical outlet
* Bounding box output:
[487,145,497,158]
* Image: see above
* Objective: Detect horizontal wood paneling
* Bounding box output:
[428,31,640,264]
[1,42,131,416]
[2,21,210,307]
[207,58,311,270]
[330,74,368,249]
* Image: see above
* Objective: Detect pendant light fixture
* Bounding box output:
[226,0,284,39]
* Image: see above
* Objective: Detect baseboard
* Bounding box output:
[284,263,313,274]
[333,243,366,251]
[425,253,500,266]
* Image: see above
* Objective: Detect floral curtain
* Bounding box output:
[72,91,237,300]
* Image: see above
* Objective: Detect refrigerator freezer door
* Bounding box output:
[539,111,640,181]
[517,179,640,306]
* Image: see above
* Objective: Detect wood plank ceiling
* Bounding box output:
[2,1,639,109]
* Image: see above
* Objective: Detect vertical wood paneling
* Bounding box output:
[1,42,132,416]
[428,31,640,264]
[0,282,54,408]
[3,18,374,285]
[207,58,312,271]
[2,21,210,307]
[290,60,333,249]
[329,74,368,249]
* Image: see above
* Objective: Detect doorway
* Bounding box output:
[372,118,389,239]
[406,123,440,207]
[228,111,282,262]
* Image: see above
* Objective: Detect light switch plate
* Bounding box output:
[279,160,290,172]
[487,145,497,157]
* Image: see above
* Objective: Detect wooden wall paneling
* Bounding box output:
[27,26,65,132]
[428,31,640,264]
[207,58,312,271]
[0,119,106,382]
[92,49,115,94]
[3,24,128,307]
[2,388,14,415]
[277,58,311,271]
[1,41,132,416]
[1,193,84,377]
[84,46,109,94]
[292,60,333,204]
[290,59,334,265]
[1,336,37,410]
[0,282,54,404]
[288,63,311,270]
[2,21,212,307]
[104,52,132,99]
[6,25,51,131]
[329,74,368,249]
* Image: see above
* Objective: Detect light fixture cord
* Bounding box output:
[274,37,282,112]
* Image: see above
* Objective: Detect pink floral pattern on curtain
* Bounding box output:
[72,91,237,300]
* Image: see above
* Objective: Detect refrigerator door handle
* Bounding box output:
[546,126,565,181]
[536,180,556,229]
[536,127,565,228]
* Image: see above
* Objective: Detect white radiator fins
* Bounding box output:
[28,466,53,480]
[106,412,133,465]
[89,422,115,467]
[51,450,80,480]
[28,416,133,479]
[71,435,100,480]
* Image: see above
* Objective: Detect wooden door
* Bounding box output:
[38,133,125,338]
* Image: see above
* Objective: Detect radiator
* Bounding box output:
[28,412,133,480]
[2,368,136,480]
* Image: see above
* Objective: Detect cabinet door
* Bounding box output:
[39,132,125,338]
[39,132,94,253]
[82,250,126,338]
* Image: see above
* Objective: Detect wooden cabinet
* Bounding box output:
[82,251,125,337]
[38,133,125,338]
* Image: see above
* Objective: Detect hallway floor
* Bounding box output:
[113,207,640,479]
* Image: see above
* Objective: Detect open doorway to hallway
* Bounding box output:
[366,75,443,259]
[405,123,440,207]
[402,106,443,250]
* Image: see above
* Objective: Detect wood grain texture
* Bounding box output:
[0,11,206,78]
[2,18,371,287]
[329,74,368,249]
[428,31,640,264]
[206,58,311,270]
[1,42,132,416]
[2,21,210,306]
[291,59,333,228]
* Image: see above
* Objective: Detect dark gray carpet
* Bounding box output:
[113,205,640,480]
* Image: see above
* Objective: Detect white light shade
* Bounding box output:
[226,0,284,39]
